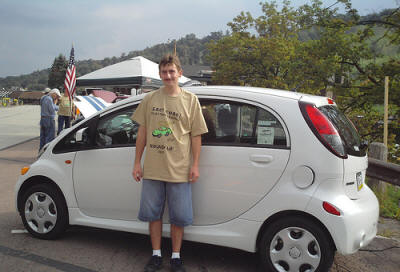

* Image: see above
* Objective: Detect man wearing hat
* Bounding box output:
[39,88,61,150]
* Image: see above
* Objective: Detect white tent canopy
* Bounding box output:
[77,56,190,89]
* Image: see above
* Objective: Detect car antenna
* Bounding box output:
[290,80,306,92]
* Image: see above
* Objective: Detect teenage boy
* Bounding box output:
[132,54,208,272]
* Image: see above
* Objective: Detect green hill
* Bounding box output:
[0,32,224,91]
[1,8,398,91]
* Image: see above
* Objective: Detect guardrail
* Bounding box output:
[367,158,400,186]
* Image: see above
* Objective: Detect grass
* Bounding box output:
[378,228,396,238]
[371,183,400,220]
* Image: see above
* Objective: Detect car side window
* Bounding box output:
[95,106,138,147]
[201,100,287,148]
[53,116,98,153]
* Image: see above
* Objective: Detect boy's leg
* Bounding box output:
[167,181,193,228]
[171,224,184,253]
[139,180,166,271]
[149,220,162,250]
[138,179,166,250]
[167,181,193,254]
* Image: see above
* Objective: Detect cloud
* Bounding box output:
[0,0,398,78]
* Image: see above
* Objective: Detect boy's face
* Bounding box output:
[159,64,182,87]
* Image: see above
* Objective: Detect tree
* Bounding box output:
[208,2,304,89]
[208,0,400,161]
[208,0,356,93]
[48,54,67,90]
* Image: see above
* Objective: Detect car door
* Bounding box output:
[193,98,291,225]
[72,104,141,221]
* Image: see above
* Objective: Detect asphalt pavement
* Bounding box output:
[0,105,41,151]
[0,105,399,272]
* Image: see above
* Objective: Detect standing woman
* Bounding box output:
[57,91,75,134]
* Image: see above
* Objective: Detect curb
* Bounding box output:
[376,235,400,243]
[0,137,39,152]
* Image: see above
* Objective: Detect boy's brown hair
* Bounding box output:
[159,54,182,72]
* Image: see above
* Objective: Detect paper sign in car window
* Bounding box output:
[257,121,274,145]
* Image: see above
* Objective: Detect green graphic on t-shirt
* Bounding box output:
[152,126,172,138]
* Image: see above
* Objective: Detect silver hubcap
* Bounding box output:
[269,227,321,272]
[24,192,57,234]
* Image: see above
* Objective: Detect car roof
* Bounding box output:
[186,86,336,107]
[102,85,336,115]
[186,85,303,100]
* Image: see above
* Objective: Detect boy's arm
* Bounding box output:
[189,135,202,182]
[132,125,146,182]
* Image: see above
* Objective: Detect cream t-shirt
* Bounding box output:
[132,88,208,182]
[58,96,73,116]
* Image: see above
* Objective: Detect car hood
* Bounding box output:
[74,95,112,118]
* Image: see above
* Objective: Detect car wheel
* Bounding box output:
[259,216,334,272]
[20,183,68,239]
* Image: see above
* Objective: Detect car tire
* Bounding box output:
[20,183,68,240]
[259,215,335,272]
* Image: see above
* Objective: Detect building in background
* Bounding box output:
[76,56,191,96]
[182,65,213,85]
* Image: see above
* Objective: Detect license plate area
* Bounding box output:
[356,172,363,191]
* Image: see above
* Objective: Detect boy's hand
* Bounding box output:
[189,165,199,183]
[132,163,143,182]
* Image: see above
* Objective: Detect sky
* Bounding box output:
[0,0,398,78]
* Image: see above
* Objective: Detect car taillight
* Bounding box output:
[299,101,347,158]
[323,201,341,216]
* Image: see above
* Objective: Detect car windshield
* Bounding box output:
[319,105,366,157]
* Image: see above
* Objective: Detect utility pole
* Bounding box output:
[174,40,177,56]
[384,76,389,147]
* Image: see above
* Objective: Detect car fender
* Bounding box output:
[15,152,78,212]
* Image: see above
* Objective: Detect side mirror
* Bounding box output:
[76,127,88,142]
[360,140,369,151]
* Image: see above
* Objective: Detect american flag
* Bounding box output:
[64,46,76,101]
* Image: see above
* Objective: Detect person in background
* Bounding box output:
[57,92,75,134]
[39,88,60,150]
[132,54,208,272]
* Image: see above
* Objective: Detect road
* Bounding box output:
[0,106,399,271]
[0,105,41,151]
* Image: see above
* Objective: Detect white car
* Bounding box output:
[15,86,378,272]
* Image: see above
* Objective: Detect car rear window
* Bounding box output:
[319,105,366,157]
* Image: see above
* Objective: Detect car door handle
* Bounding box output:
[250,155,273,163]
